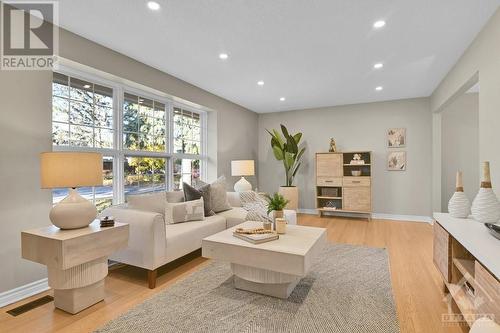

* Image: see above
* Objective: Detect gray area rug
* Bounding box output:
[95,244,400,333]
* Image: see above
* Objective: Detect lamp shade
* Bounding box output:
[40,152,103,189]
[231,160,255,176]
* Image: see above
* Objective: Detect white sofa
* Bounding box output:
[100,191,296,288]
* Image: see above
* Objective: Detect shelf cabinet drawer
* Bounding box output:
[316,154,342,177]
[317,177,342,187]
[475,261,500,323]
[343,187,370,212]
[343,177,371,187]
[433,222,451,282]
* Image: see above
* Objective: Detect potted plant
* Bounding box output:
[264,192,289,223]
[267,124,305,210]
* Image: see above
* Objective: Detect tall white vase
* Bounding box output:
[448,171,470,218]
[471,162,500,223]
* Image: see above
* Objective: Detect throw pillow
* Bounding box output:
[239,191,272,222]
[127,191,166,214]
[183,182,215,216]
[196,176,232,213]
[165,198,205,224]
[166,190,185,203]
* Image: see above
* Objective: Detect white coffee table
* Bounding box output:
[202,221,327,298]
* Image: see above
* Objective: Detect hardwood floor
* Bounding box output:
[1,215,466,333]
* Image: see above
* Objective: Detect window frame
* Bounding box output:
[52,65,208,205]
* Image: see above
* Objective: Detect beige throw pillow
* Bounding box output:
[165,198,205,224]
[127,192,166,214]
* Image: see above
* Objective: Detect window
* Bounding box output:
[52,73,113,148]
[51,70,207,207]
[124,156,166,195]
[173,107,201,155]
[173,158,200,190]
[123,93,166,152]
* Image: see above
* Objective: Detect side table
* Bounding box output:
[21,220,129,314]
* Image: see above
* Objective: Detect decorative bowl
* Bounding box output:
[351,170,362,177]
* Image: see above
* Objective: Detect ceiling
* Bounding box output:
[57,0,499,113]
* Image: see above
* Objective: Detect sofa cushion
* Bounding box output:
[183,182,215,216]
[196,176,232,213]
[166,191,185,203]
[216,207,248,228]
[165,198,205,224]
[126,191,166,215]
[165,215,226,262]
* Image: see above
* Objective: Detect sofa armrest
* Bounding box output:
[100,206,166,270]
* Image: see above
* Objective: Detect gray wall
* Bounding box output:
[0,28,258,293]
[258,98,433,216]
[431,8,500,192]
[441,93,479,211]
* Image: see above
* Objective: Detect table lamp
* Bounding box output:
[40,152,103,229]
[231,160,254,192]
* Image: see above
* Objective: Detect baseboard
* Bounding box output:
[297,209,432,223]
[0,278,49,308]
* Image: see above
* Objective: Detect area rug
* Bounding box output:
[95,244,400,333]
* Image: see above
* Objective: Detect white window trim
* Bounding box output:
[52,65,208,204]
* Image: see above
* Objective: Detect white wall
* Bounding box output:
[441,93,479,211]
[431,8,500,193]
[258,98,433,216]
[0,28,258,294]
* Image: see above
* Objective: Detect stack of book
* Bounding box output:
[233,231,279,244]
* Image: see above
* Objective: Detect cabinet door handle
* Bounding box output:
[352,181,361,184]
[325,180,333,183]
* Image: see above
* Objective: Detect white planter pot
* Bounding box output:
[279,186,298,211]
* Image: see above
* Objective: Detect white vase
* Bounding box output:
[279,186,298,211]
[448,171,471,218]
[471,162,500,223]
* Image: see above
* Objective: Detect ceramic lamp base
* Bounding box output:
[50,188,97,229]
[234,177,252,192]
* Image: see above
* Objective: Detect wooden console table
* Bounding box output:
[433,213,500,328]
[21,221,129,314]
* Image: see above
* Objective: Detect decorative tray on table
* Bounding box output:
[485,223,500,241]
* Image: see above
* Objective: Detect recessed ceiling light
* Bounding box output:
[373,20,386,29]
[219,53,228,60]
[83,84,91,89]
[375,86,383,91]
[147,1,160,11]
[257,80,264,86]
[373,63,383,69]
[279,97,285,101]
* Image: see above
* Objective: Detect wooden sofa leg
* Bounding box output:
[148,269,157,289]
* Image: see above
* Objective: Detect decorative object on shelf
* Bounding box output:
[387,151,406,171]
[448,171,471,218]
[387,128,406,148]
[329,138,337,152]
[485,223,500,240]
[325,201,337,209]
[267,124,305,210]
[264,192,289,227]
[351,170,362,177]
[350,153,365,165]
[275,218,287,234]
[100,216,115,228]
[40,152,103,229]
[231,160,255,192]
[471,161,500,223]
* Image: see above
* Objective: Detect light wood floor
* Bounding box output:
[1,215,466,333]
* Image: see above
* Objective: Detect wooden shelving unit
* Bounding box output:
[315,151,372,220]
